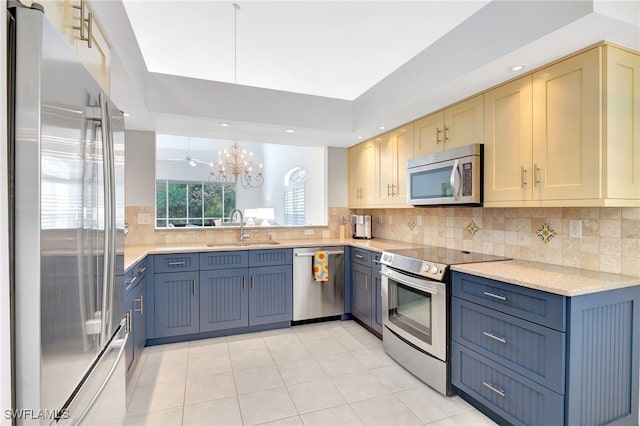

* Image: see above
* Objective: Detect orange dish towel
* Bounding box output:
[312,251,329,282]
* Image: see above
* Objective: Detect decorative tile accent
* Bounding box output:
[536,222,557,244]
[407,218,416,231]
[465,220,480,237]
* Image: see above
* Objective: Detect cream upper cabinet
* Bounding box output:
[484,76,533,203]
[375,124,414,205]
[485,44,640,207]
[348,141,376,207]
[76,8,111,94]
[604,46,640,201]
[413,95,484,157]
[39,0,111,94]
[532,47,601,201]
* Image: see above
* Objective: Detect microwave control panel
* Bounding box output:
[462,162,473,196]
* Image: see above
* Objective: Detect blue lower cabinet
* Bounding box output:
[452,271,640,426]
[199,269,249,332]
[249,265,293,326]
[452,342,564,426]
[151,250,293,340]
[153,271,200,338]
[351,262,373,327]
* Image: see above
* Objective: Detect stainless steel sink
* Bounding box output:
[206,241,281,248]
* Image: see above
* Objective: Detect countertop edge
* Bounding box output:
[452,259,640,297]
[124,238,421,271]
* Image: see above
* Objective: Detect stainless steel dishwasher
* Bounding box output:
[293,247,345,322]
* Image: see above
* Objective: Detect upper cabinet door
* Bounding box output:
[484,76,533,203]
[348,141,376,207]
[532,48,601,201]
[39,0,111,94]
[413,111,445,158]
[76,7,111,94]
[443,94,484,150]
[604,46,640,200]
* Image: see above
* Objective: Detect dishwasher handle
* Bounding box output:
[294,251,344,257]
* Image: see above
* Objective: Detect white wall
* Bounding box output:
[1,0,12,422]
[125,130,156,206]
[327,147,348,207]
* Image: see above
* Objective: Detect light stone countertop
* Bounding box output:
[125,237,424,271]
[452,259,640,297]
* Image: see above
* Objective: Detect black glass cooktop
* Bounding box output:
[388,246,510,266]
[380,245,511,281]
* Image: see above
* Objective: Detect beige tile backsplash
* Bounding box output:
[126,205,640,277]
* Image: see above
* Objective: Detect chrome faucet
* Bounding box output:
[230,208,250,242]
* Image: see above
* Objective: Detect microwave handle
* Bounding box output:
[450,159,461,200]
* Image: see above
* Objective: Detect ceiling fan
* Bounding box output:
[163,137,209,167]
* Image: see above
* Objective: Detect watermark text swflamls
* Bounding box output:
[4,409,70,420]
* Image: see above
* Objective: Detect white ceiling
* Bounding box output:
[91,1,640,149]
[122,1,490,100]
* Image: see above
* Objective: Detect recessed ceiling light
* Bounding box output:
[285,129,295,133]
[123,112,131,117]
[357,136,363,140]
[379,126,386,130]
[220,122,230,127]
[509,64,525,72]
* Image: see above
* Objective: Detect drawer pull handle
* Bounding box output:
[168,261,186,266]
[355,254,364,259]
[482,382,506,397]
[483,332,507,344]
[137,266,146,274]
[126,276,137,286]
[483,291,507,301]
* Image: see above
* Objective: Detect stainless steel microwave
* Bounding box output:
[407,144,483,206]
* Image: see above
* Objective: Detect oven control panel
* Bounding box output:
[380,252,448,281]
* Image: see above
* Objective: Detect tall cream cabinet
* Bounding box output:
[348,124,414,208]
[39,0,111,93]
[413,95,484,158]
[375,124,414,205]
[484,44,640,207]
[348,140,376,207]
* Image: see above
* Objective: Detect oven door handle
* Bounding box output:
[380,269,440,295]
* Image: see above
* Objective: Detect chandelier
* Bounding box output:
[207,4,264,189]
[209,143,264,189]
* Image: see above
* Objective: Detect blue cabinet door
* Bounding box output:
[154,271,200,338]
[133,277,146,363]
[249,265,293,326]
[352,262,373,327]
[373,270,383,334]
[124,290,135,374]
[199,269,249,332]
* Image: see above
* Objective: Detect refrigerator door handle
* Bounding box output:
[98,91,116,348]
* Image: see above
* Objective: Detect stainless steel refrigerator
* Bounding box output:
[8,2,127,424]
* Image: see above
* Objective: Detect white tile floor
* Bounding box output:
[109,320,498,425]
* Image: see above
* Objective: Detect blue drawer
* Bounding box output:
[200,251,249,270]
[351,247,372,267]
[452,272,566,331]
[125,258,148,293]
[248,249,293,267]
[452,297,565,394]
[154,253,199,273]
[452,341,564,426]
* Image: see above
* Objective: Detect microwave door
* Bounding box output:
[409,159,458,205]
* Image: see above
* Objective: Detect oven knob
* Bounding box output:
[422,263,430,273]
[431,266,439,274]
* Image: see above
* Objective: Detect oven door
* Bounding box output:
[381,265,447,362]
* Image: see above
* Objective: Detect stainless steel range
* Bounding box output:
[380,246,509,396]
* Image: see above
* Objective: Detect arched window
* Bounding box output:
[283,168,305,225]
